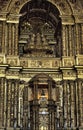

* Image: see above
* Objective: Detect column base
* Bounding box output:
[57,128,81,130]
[0,128,4,130]
[6,128,20,130]
[79,127,83,130]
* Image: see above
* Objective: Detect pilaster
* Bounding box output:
[63,80,67,128]
[81,24,83,54]
[2,21,6,53]
[0,78,4,127]
[6,14,19,56]
[0,13,7,54]
[76,79,83,127]
[69,81,76,128]
[7,79,11,127]
[7,22,19,55]
[0,21,2,52]
[62,25,66,56]
[69,25,73,56]
[75,23,80,54]
[61,15,74,56]
[3,78,7,127]
[75,79,79,127]
[62,24,76,57]
[15,23,19,55]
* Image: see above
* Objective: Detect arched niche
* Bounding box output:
[22,73,57,130]
[18,0,62,57]
[28,73,56,100]
[3,0,74,57]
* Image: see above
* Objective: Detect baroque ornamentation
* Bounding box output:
[0,56,4,63]
[6,70,19,78]
[62,57,74,67]
[0,0,83,130]
[62,70,76,79]
[6,57,19,66]
[6,0,72,15]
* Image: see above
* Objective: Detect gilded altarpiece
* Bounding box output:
[0,0,83,130]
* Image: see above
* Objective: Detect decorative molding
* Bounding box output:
[7,0,72,15]
[60,67,76,80]
[62,56,75,67]
[6,56,19,66]
[60,15,74,25]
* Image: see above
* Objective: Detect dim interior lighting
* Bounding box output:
[41,89,45,97]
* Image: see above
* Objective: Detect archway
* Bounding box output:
[18,0,62,57]
[23,74,57,130]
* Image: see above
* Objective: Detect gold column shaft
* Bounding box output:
[7,23,19,55]
[12,24,15,55]
[5,23,8,55]
[65,26,69,56]
[62,25,66,56]
[3,78,7,127]
[75,80,79,127]
[69,25,73,56]
[72,25,75,55]
[78,80,83,127]
[7,80,11,127]
[15,23,19,55]
[14,80,19,121]
[12,23,18,55]
[70,81,75,127]
[59,84,63,127]
[18,83,24,126]
[0,78,4,126]
[63,80,67,127]
[75,24,80,54]
[16,80,19,126]
[67,82,71,127]
[81,24,83,54]
[81,81,83,127]
[2,21,6,53]
[8,23,12,55]
[1,78,7,127]
[0,21,2,52]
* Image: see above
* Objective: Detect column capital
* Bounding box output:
[0,12,8,21]
[6,13,19,23]
[74,14,83,23]
[60,15,74,25]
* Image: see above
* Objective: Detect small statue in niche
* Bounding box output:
[41,34,48,46]
[36,33,42,45]
[41,89,45,97]
[30,34,35,45]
